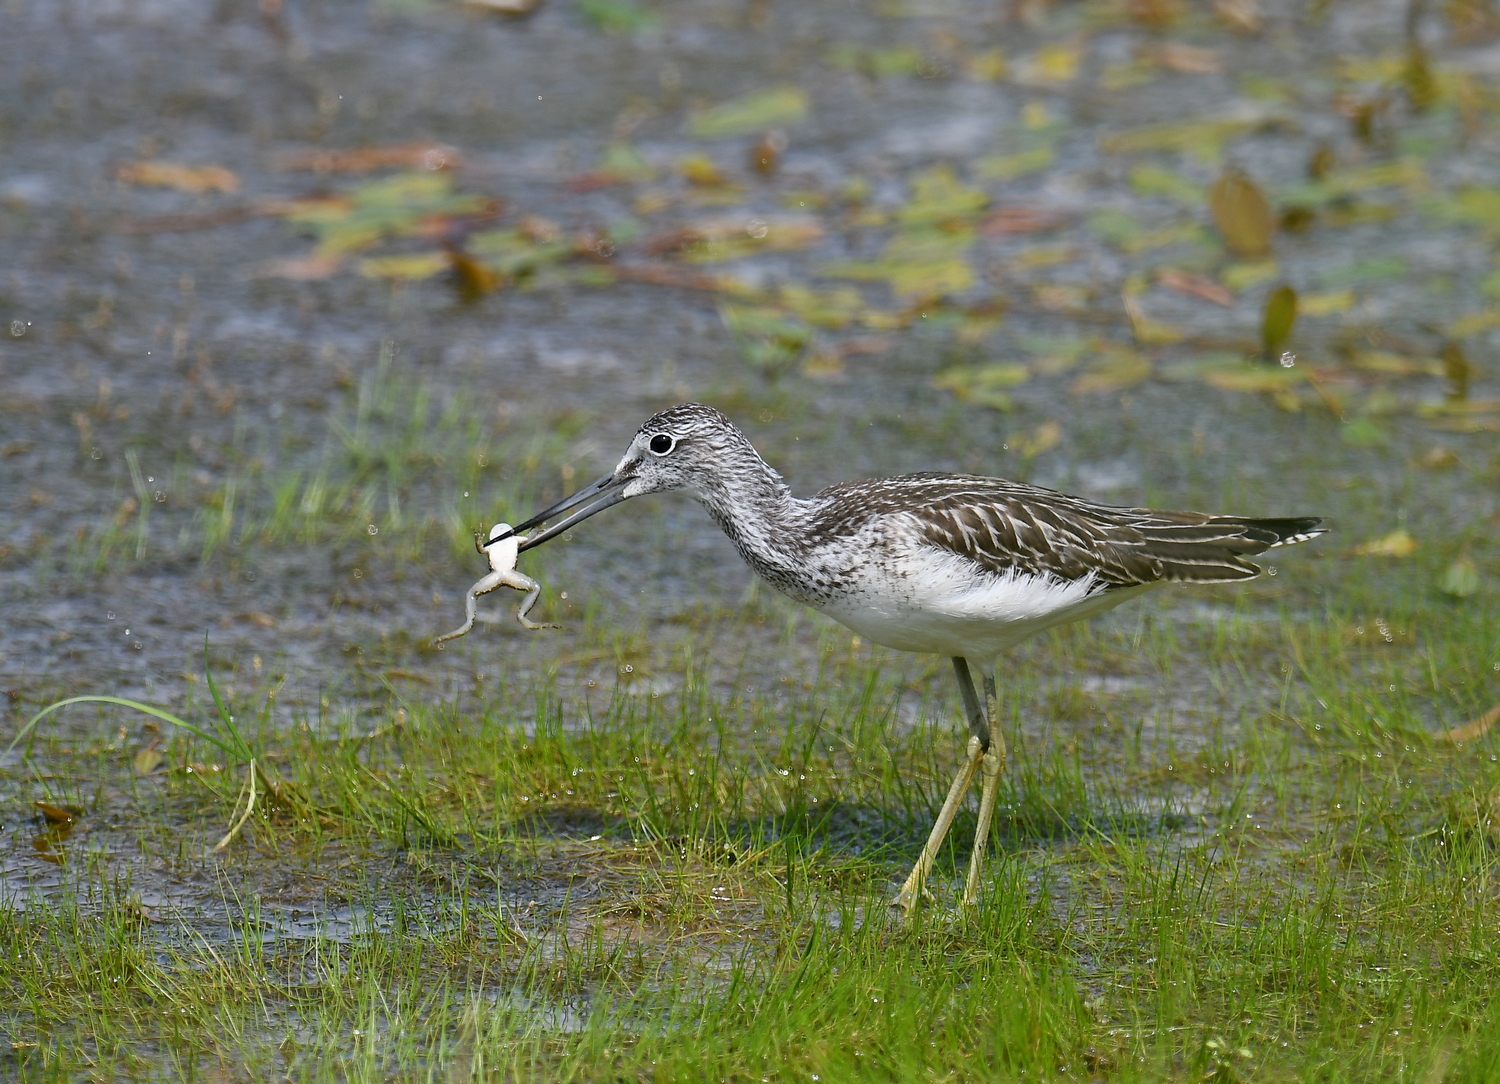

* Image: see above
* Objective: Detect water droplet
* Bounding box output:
[745,219,769,239]
[90,447,102,459]
[352,569,362,579]
[106,611,115,620]
[146,476,154,483]
[124,628,130,635]
[463,491,469,497]
[367,524,378,535]
[1279,351,1297,368]
[154,491,166,502]
[1267,566,1277,575]
[9,320,30,337]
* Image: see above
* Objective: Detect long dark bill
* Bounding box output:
[486,472,629,552]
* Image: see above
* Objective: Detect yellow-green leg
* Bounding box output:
[963,676,1007,905]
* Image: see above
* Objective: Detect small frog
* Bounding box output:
[432,522,559,646]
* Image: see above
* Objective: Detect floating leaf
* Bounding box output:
[1440,555,1481,598]
[1215,0,1264,32]
[1317,256,1406,286]
[1089,209,1141,247]
[1158,268,1234,306]
[1101,116,1265,161]
[1300,290,1354,316]
[1129,165,1204,205]
[778,284,864,328]
[279,173,491,257]
[116,161,240,194]
[1155,43,1222,73]
[933,363,1030,411]
[1354,528,1418,557]
[34,801,79,825]
[1442,342,1471,400]
[1404,46,1440,112]
[1341,417,1390,447]
[572,142,655,188]
[1071,346,1152,394]
[720,303,811,376]
[579,0,657,34]
[974,146,1054,182]
[468,229,574,276]
[1449,310,1500,337]
[1261,285,1296,356]
[357,253,448,280]
[1011,421,1062,457]
[133,747,165,776]
[1124,295,1184,345]
[275,142,461,174]
[691,87,808,139]
[823,228,974,298]
[967,49,1008,81]
[1209,170,1273,257]
[1222,260,1279,291]
[898,166,988,228]
[1016,43,1080,85]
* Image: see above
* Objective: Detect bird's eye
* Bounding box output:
[649,433,675,455]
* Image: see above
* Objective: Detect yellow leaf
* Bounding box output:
[1354,529,1418,558]
[967,49,1008,81]
[1071,346,1152,394]
[358,253,449,280]
[1300,290,1354,316]
[974,147,1055,182]
[1222,260,1279,291]
[1209,170,1273,257]
[1017,43,1080,84]
[133,747,165,776]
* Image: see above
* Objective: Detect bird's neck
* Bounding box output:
[691,449,814,580]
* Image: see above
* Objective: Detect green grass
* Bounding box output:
[3,567,1498,1080]
[5,354,1500,1079]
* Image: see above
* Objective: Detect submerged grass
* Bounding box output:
[2,566,1498,1080]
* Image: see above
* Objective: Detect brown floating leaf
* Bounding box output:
[1307,143,1337,180]
[1208,170,1273,257]
[1261,285,1297,357]
[461,0,541,14]
[116,161,240,194]
[1213,0,1263,32]
[1158,268,1234,306]
[1403,46,1440,113]
[982,206,1070,234]
[1155,43,1222,73]
[749,131,787,175]
[275,142,462,174]
[446,244,500,302]
[1442,342,1472,400]
[33,801,79,825]
[1443,703,1500,744]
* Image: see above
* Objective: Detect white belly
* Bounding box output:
[812,551,1155,663]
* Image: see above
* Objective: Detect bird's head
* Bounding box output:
[490,403,756,552]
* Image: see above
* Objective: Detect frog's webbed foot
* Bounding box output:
[510,573,560,630]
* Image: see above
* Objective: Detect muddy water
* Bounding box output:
[1,0,1496,942]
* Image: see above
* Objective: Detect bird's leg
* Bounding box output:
[962,673,1007,906]
[892,657,991,914]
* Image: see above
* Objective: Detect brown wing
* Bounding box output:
[812,473,1323,588]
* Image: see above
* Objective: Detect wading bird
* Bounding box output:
[491,404,1323,911]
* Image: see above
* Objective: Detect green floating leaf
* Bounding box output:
[133,747,165,775]
[690,87,809,139]
[578,0,656,34]
[1439,555,1481,599]
[898,166,987,228]
[1318,256,1407,287]
[1129,165,1205,205]
[974,146,1054,182]
[933,364,1030,411]
[1262,284,1297,356]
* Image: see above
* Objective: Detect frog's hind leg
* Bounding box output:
[432,571,509,645]
[510,572,560,630]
